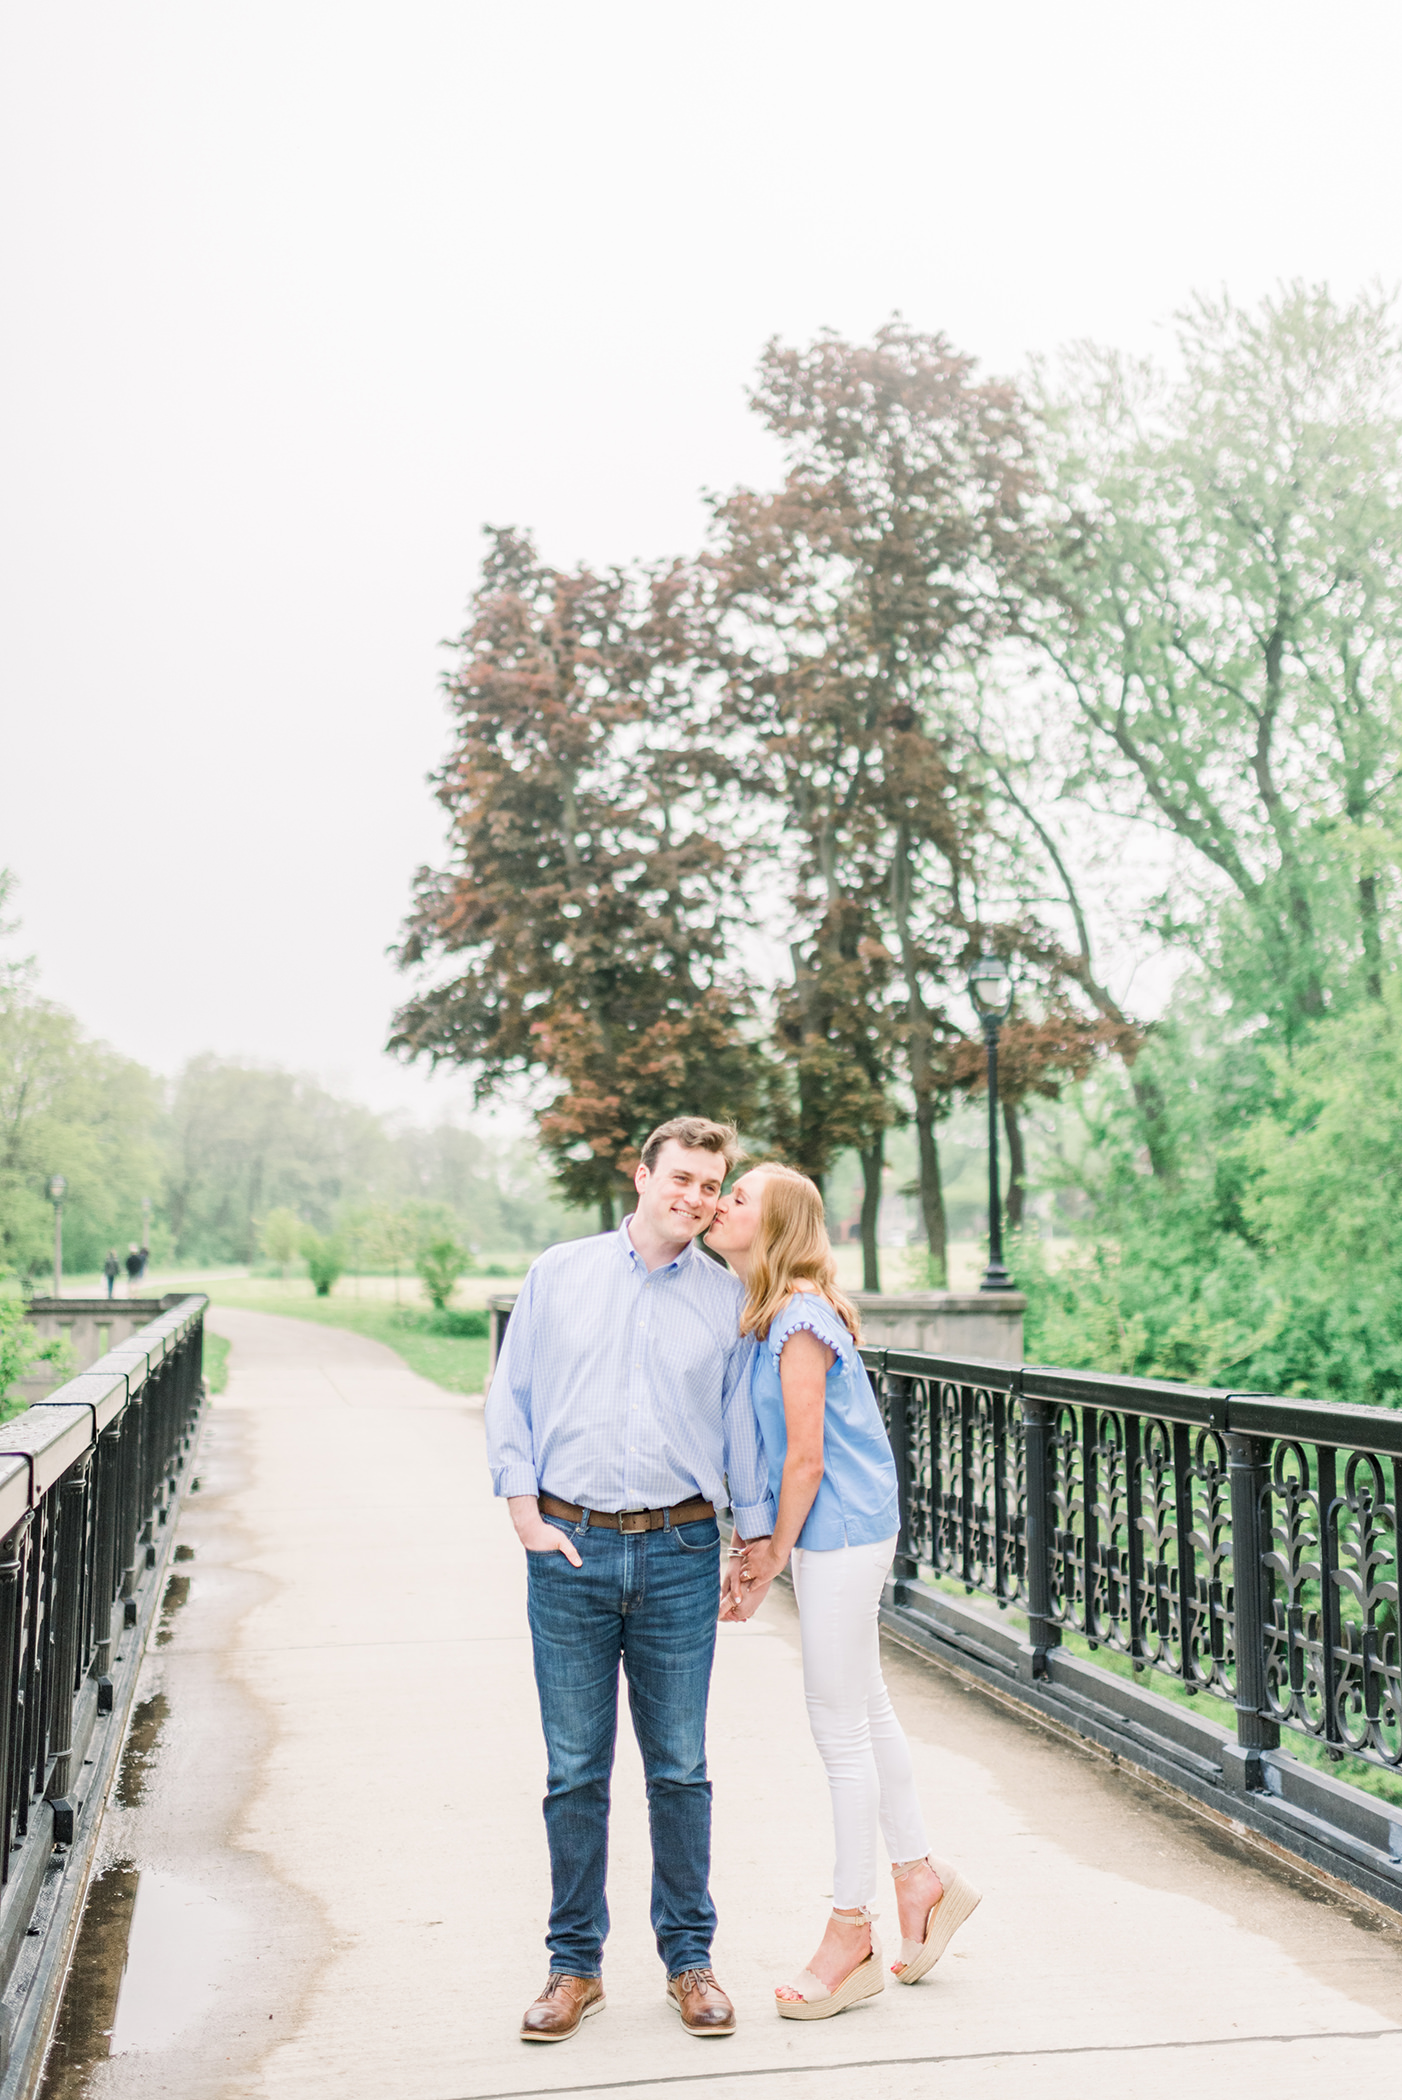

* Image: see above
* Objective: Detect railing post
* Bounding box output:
[117,1393,143,1600]
[887,1373,919,1583]
[0,1523,26,1882]
[91,1424,122,1680]
[1226,1429,1281,1766]
[1023,1390,1060,1677]
[47,1460,89,1804]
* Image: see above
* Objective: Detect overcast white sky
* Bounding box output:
[2,2,1400,1116]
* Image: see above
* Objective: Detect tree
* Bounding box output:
[0,1295,70,1411]
[704,322,1063,1282]
[165,1057,392,1263]
[0,984,162,1280]
[259,1206,303,1279]
[343,1202,422,1301]
[391,527,761,1229]
[1044,284,1402,1038]
[416,1236,471,1311]
[301,1229,344,1297]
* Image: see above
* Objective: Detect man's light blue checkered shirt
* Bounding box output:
[485,1218,776,1536]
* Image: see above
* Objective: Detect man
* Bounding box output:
[102,1249,120,1299]
[486,1116,774,2044]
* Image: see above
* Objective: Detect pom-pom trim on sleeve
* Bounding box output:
[768,1300,848,1360]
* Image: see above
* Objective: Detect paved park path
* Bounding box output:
[65,1307,1402,2100]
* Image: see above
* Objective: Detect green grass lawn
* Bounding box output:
[203,1331,231,1394]
[203,1281,491,1397]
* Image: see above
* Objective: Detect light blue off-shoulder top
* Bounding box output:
[749,1293,900,1552]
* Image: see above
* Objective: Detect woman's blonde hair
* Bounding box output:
[737,1165,862,1345]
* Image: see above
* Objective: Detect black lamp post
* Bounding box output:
[967,955,1015,1292]
[47,1174,66,1299]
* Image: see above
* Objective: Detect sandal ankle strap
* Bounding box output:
[891,1856,930,1881]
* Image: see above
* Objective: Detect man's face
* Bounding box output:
[632,1140,728,1244]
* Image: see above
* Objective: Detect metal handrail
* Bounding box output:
[0,1296,206,2059]
[861,1346,1402,1781]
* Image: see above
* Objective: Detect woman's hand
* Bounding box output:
[719,1558,773,1622]
[718,1537,775,1621]
[739,1537,785,1590]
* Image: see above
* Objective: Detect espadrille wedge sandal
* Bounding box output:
[890,1856,981,1984]
[775,1908,885,2021]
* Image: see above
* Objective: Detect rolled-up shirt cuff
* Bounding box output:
[730,1497,776,1537]
[492,1465,540,1499]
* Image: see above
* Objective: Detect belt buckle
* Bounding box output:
[618,1509,649,1535]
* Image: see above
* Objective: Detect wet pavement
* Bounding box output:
[41,1305,1402,2099]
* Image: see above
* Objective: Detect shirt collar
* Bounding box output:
[618,1213,699,1276]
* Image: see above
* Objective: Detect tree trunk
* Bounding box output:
[859,1137,882,1293]
[914,1101,948,1285]
[1002,1097,1026,1234]
[790,941,829,1188]
[598,1192,615,1233]
[1131,1066,1175,1181]
[1360,872,1383,998]
[888,824,946,1284]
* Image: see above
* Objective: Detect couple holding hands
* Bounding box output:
[486,1116,980,2044]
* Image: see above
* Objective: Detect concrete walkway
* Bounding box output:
[65,1307,1402,2100]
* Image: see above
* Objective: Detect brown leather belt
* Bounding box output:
[539,1491,715,1534]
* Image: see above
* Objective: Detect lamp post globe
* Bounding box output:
[47,1174,67,1299]
[966,956,1014,1292]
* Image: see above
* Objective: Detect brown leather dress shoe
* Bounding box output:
[520,1972,605,2042]
[667,1966,736,2036]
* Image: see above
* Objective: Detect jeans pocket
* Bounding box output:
[670,1519,720,1554]
[526,1515,583,1556]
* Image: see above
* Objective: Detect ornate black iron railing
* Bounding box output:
[0,1295,206,2088]
[863,1349,1402,1779]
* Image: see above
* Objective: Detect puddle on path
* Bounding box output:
[154,1576,190,1648]
[38,1631,243,2093]
[106,1869,240,2054]
[114,1694,168,1810]
[37,1863,138,2100]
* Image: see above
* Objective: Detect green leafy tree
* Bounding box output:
[259,1206,303,1279]
[0,984,162,1279]
[301,1229,344,1298]
[0,1295,72,1412]
[416,1236,472,1311]
[704,322,1062,1281]
[165,1057,394,1263]
[343,1202,421,1299]
[1044,284,1402,1037]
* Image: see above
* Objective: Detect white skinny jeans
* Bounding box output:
[789,1534,930,1909]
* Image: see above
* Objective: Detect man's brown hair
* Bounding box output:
[639,1117,742,1174]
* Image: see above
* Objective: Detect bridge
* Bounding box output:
[9,1304,1402,2098]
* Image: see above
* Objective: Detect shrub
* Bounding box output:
[301,1230,344,1297]
[0,1296,73,1413]
[416,1237,471,1312]
[428,1306,488,1338]
[259,1207,303,1279]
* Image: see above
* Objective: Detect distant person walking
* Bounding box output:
[102,1250,119,1299]
[137,1243,149,1281]
[124,1244,143,1295]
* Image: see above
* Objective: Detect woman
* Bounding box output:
[708,1164,980,2020]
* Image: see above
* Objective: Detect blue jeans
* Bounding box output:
[525,1511,720,1978]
